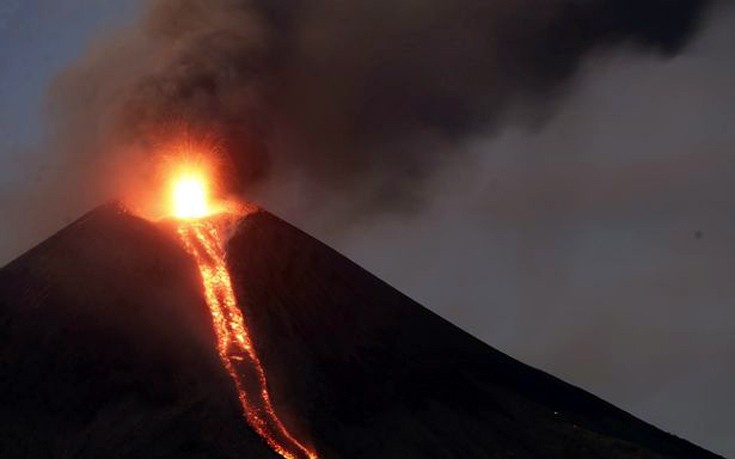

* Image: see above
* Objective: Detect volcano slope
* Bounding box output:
[0,203,720,458]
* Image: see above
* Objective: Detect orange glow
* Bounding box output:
[165,157,227,219]
[123,135,234,221]
[163,158,317,459]
[171,171,209,219]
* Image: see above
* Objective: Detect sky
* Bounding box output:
[0,1,733,456]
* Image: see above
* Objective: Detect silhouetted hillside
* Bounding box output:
[0,203,720,458]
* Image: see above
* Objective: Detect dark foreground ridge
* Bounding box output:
[0,203,721,458]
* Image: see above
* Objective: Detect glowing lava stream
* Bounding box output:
[168,165,317,459]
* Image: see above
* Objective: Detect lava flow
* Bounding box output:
[166,162,317,459]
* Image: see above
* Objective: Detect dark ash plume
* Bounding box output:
[48,0,713,214]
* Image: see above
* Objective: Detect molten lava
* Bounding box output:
[166,161,222,219]
[171,174,209,219]
[167,167,317,459]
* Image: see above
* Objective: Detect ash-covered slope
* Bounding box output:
[0,203,720,458]
[0,204,278,459]
[225,212,720,459]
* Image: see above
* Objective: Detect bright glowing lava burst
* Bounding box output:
[166,163,317,459]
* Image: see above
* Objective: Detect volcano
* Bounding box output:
[0,203,720,458]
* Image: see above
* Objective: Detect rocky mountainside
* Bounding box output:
[0,203,720,458]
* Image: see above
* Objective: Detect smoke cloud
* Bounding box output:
[46,0,713,217]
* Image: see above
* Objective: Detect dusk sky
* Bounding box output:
[1,1,733,456]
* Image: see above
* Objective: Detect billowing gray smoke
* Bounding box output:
[47,0,713,216]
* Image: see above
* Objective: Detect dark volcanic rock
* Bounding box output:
[0,204,277,458]
[227,212,720,459]
[0,203,721,458]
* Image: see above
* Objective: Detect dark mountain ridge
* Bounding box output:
[0,203,721,458]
